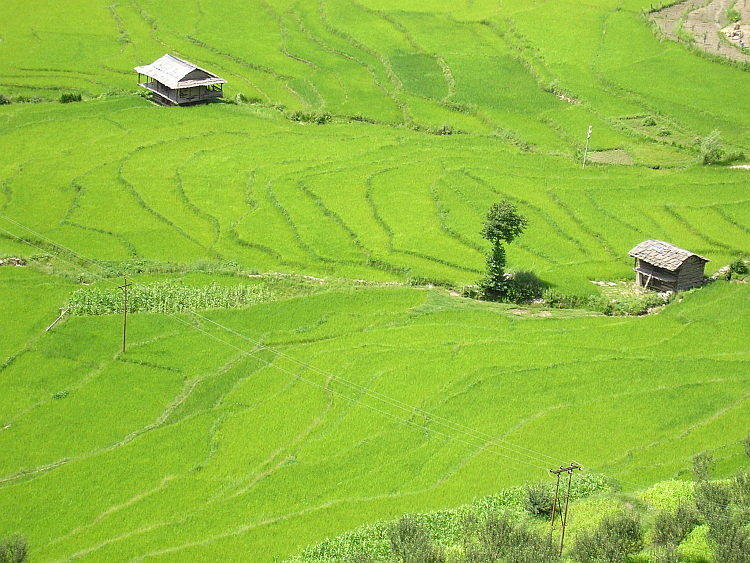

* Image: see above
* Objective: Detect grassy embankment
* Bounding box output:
[1,0,750,560]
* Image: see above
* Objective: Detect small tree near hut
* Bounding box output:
[479,200,528,299]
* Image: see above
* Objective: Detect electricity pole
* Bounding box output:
[582,125,592,169]
[118,276,132,353]
[548,462,582,555]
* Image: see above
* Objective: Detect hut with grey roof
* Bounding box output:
[135,54,225,105]
[629,239,709,292]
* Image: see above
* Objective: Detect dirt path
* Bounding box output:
[650,0,750,63]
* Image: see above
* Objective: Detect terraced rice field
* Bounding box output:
[1,0,750,560]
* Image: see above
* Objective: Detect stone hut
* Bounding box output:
[629,239,709,292]
[135,54,225,105]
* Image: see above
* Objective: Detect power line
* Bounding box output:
[6,215,745,522]
[0,214,565,475]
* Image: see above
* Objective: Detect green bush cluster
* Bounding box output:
[700,129,724,165]
[59,92,82,103]
[464,511,559,563]
[523,482,554,517]
[289,110,332,124]
[67,281,273,315]
[729,257,749,278]
[0,535,27,563]
[389,515,445,563]
[0,93,10,105]
[569,510,643,563]
[652,503,700,548]
[235,92,263,104]
[291,475,610,562]
[542,288,668,316]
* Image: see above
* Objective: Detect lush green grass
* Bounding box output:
[1,97,748,296]
[2,1,750,560]
[1,265,749,561]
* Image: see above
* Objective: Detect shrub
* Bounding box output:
[0,93,10,105]
[473,512,559,563]
[569,510,642,563]
[652,503,700,546]
[692,451,713,482]
[476,511,514,560]
[710,518,750,562]
[732,469,750,510]
[700,129,724,164]
[694,481,730,526]
[524,482,554,517]
[389,515,445,563]
[653,545,680,563]
[0,535,28,563]
[543,288,588,309]
[730,258,749,277]
[642,116,657,126]
[288,110,331,124]
[727,8,741,23]
[59,92,82,103]
[504,525,559,563]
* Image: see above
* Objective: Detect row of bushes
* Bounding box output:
[292,440,750,562]
[67,280,273,315]
[289,474,610,562]
[466,272,670,316]
[0,92,82,104]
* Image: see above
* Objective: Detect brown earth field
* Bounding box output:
[651,0,750,62]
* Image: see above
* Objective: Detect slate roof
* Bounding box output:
[628,239,709,271]
[134,54,226,89]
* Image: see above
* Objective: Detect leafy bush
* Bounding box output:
[692,451,713,482]
[652,503,700,546]
[730,258,749,277]
[0,93,10,105]
[700,129,724,165]
[524,482,554,517]
[569,510,642,563]
[289,110,331,124]
[389,515,445,563]
[727,8,741,23]
[642,116,657,126]
[732,469,750,510]
[469,512,559,563]
[694,481,730,526]
[474,511,514,560]
[59,92,82,103]
[0,535,28,563]
[711,518,750,563]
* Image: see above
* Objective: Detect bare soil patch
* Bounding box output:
[587,149,635,165]
[650,0,750,62]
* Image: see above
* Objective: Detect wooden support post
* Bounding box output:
[549,469,562,544]
[46,308,69,332]
[118,276,132,353]
[548,462,581,555]
[582,125,592,169]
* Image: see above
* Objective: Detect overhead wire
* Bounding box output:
[4,213,746,517]
[0,213,564,475]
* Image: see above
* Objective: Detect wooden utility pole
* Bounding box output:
[548,462,582,555]
[118,276,132,353]
[582,125,592,169]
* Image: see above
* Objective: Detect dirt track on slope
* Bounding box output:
[650,0,750,62]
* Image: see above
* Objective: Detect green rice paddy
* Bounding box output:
[1,0,750,560]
